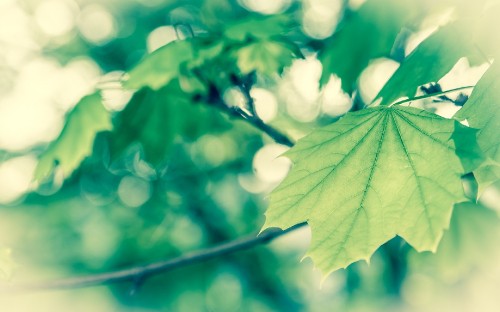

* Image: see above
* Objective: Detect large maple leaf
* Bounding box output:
[263,105,482,276]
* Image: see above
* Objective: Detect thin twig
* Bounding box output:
[205,83,295,147]
[1,74,297,293]
[235,72,257,116]
[420,84,469,106]
[235,73,295,147]
[191,68,294,147]
[1,223,307,293]
[389,85,474,107]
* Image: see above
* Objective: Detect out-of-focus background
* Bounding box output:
[0,0,499,311]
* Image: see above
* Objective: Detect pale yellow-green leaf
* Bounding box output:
[235,40,296,75]
[123,40,194,90]
[0,247,16,280]
[455,62,500,192]
[35,93,111,181]
[263,106,482,277]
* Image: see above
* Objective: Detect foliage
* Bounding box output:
[374,22,483,106]
[409,201,500,280]
[264,106,481,275]
[27,0,500,283]
[34,93,112,181]
[319,0,421,92]
[1,0,500,310]
[455,62,500,192]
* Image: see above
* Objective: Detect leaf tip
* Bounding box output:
[363,256,371,266]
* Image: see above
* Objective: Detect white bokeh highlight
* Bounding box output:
[0,155,37,204]
[35,0,77,37]
[78,4,116,44]
[147,26,178,52]
[253,144,291,183]
[238,0,291,15]
[251,88,278,122]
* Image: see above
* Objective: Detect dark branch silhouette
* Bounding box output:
[1,73,299,293]
[2,223,307,292]
[200,72,295,147]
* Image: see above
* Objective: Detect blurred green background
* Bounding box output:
[0,0,499,311]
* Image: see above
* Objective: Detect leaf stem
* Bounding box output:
[389,85,475,107]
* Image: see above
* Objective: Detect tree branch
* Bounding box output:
[1,73,299,293]
[1,223,307,293]
[234,74,295,147]
[419,83,470,106]
[203,78,295,148]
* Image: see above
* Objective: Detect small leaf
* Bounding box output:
[0,247,17,280]
[235,40,298,75]
[455,62,500,191]
[473,160,500,192]
[410,202,500,279]
[35,93,111,181]
[263,106,481,276]
[188,40,225,68]
[224,14,293,42]
[376,22,482,105]
[123,40,194,90]
[109,86,182,164]
[110,81,230,165]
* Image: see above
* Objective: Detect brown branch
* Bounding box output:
[1,223,307,293]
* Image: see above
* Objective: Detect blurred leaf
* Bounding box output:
[235,40,298,75]
[0,247,16,280]
[319,0,419,93]
[464,3,500,59]
[187,40,226,68]
[473,160,500,193]
[110,81,230,165]
[123,14,302,94]
[35,93,111,181]
[223,15,302,76]
[109,86,180,165]
[123,40,194,90]
[410,202,500,279]
[263,106,480,276]
[200,0,245,27]
[376,23,482,105]
[455,62,500,192]
[224,14,294,42]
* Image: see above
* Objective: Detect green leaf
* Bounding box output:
[223,15,302,76]
[410,202,500,279]
[376,23,482,105]
[110,81,230,165]
[473,160,500,192]
[123,40,194,90]
[187,40,225,68]
[455,62,500,191]
[319,0,418,93]
[35,93,111,181]
[263,106,481,276]
[0,247,17,280]
[235,40,297,75]
[109,87,181,164]
[438,202,500,271]
[224,15,293,42]
[123,16,301,91]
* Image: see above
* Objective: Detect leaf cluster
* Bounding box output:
[30,0,500,282]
